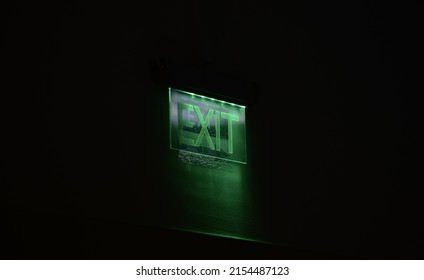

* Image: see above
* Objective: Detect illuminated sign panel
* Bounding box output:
[169,88,247,164]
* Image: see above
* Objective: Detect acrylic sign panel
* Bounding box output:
[169,88,247,164]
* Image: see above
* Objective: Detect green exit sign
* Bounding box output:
[169,88,247,164]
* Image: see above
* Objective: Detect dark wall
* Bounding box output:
[2,0,423,259]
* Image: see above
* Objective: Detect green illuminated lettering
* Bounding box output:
[178,102,195,146]
[194,106,215,150]
[221,112,239,154]
[215,110,221,151]
[170,88,247,163]
[177,101,241,155]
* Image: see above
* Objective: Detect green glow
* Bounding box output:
[147,88,256,242]
[167,151,255,242]
[169,88,247,164]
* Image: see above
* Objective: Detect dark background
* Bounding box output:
[2,0,424,259]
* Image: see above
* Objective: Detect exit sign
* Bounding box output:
[169,88,247,164]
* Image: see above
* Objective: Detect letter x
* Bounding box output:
[194,106,215,150]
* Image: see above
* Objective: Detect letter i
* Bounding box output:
[215,111,221,151]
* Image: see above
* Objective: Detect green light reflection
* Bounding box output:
[170,151,254,241]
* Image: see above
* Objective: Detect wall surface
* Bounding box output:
[2,0,424,259]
